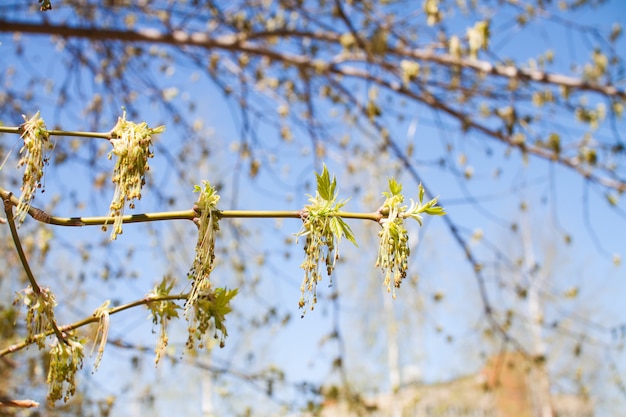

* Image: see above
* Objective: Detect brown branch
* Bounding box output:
[393,48,625,100]
[0,20,623,99]
[0,399,40,408]
[330,65,626,193]
[3,193,68,345]
[2,20,623,191]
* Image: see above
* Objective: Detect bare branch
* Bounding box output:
[0,20,623,99]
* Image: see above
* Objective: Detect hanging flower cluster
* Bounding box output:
[2,107,448,405]
[47,336,85,403]
[105,110,165,240]
[146,277,180,363]
[185,181,238,350]
[185,286,238,350]
[296,165,356,313]
[187,180,221,304]
[14,285,57,349]
[91,300,111,371]
[376,179,410,296]
[376,179,445,297]
[16,112,49,225]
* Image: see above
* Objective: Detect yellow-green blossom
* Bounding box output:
[104,110,165,240]
[14,285,57,349]
[16,112,49,225]
[296,165,356,313]
[184,182,236,350]
[47,336,85,403]
[376,180,445,297]
[186,181,220,308]
[376,179,410,296]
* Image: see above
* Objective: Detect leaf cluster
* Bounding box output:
[186,287,238,350]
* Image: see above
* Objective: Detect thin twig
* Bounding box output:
[0,293,188,357]
[0,125,110,140]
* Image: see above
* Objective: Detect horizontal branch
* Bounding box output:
[0,187,382,228]
[0,126,111,140]
[394,48,625,100]
[1,21,623,192]
[0,293,188,357]
[1,20,623,99]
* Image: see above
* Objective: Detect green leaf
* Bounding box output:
[335,197,350,210]
[329,217,342,240]
[316,164,335,201]
[339,219,358,246]
[424,206,446,216]
[211,287,238,336]
[148,277,181,323]
[388,178,402,196]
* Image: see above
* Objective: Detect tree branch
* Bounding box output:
[0,186,382,227]
[0,293,188,357]
[0,126,110,140]
[3,194,67,345]
[0,399,40,408]
[0,20,623,99]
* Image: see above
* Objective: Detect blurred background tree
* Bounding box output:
[0,0,625,416]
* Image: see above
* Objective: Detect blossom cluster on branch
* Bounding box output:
[1,115,444,405]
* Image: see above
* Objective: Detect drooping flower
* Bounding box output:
[16,112,49,225]
[47,336,85,403]
[295,165,356,314]
[184,181,237,350]
[104,110,165,240]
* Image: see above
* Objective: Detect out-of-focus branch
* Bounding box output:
[331,66,626,193]
[1,20,623,193]
[329,78,528,352]
[0,399,40,408]
[0,20,622,99]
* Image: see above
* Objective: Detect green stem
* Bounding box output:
[0,186,383,227]
[0,126,110,140]
[2,194,68,345]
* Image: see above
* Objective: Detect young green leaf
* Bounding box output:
[316,164,336,201]
[388,177,403,196]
